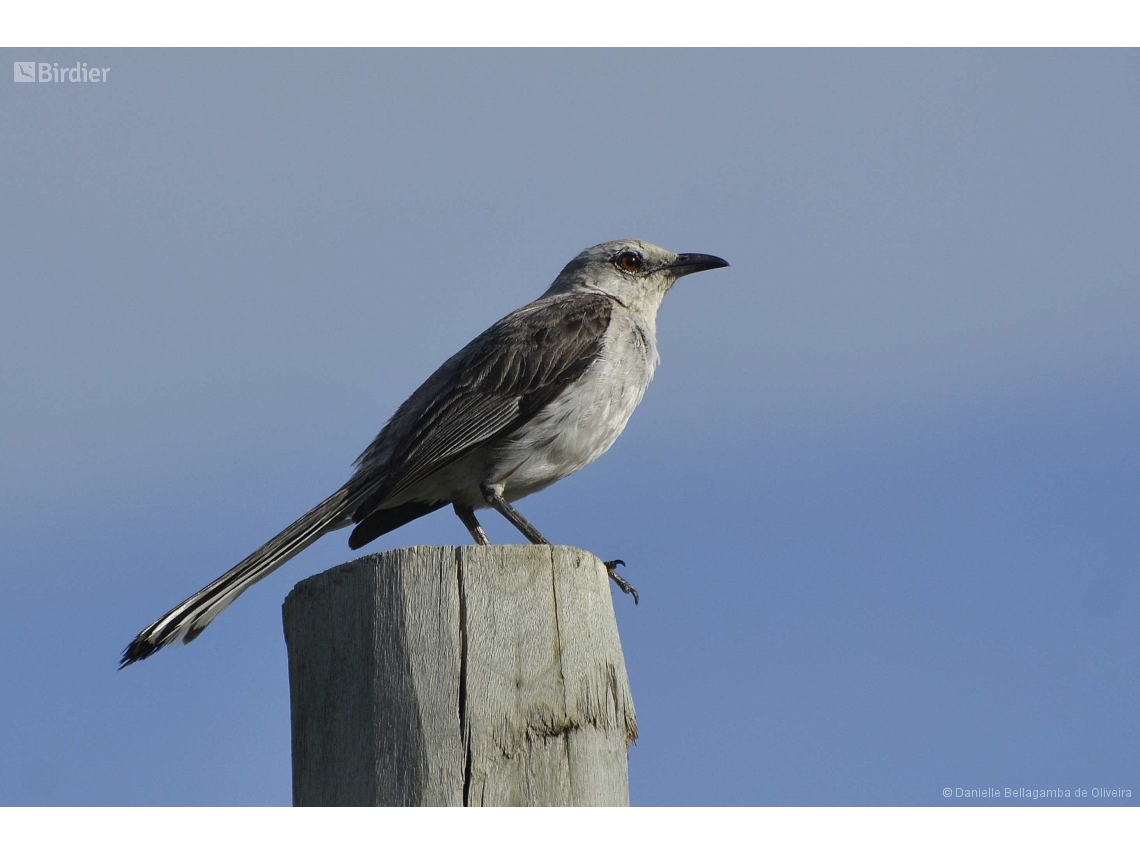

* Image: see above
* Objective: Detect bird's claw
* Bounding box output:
[604,559,638,605]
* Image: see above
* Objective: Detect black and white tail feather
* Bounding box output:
[119,489,353,667]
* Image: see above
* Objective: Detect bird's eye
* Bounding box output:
[616,251,643,273]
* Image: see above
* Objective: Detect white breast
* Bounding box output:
[490,308,659,502]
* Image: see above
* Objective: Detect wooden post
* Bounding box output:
[282,545,638,806]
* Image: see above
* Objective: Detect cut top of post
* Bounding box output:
[283,544,637,806]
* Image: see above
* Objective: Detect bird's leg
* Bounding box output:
[454,503,491,546]
[480,485,550,545]
[603,559,638,605]
[480,486,639,603]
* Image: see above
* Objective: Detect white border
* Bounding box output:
[2,806,1138,854]
[4,0,1140,47]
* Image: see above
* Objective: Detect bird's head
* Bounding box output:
[543,239,728,316]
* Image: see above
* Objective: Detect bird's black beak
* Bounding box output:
[666,253,730,277]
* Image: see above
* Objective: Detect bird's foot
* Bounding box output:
[604,559,638,605]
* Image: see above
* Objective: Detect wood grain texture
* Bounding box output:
[283,545,636,806]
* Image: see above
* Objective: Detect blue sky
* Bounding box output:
[1,49,1137,805]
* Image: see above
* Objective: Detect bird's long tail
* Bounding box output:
[120,487,354,667]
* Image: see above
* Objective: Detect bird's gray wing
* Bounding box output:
[349,292,614,526]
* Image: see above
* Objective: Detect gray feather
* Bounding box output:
[349,292,612,522]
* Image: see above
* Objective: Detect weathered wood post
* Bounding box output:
[282,545,637,806]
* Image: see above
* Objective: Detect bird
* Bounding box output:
[120,239,728,666]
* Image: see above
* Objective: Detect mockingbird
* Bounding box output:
[121,239,727,666]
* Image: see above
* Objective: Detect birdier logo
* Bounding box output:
[13,61,110,83]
